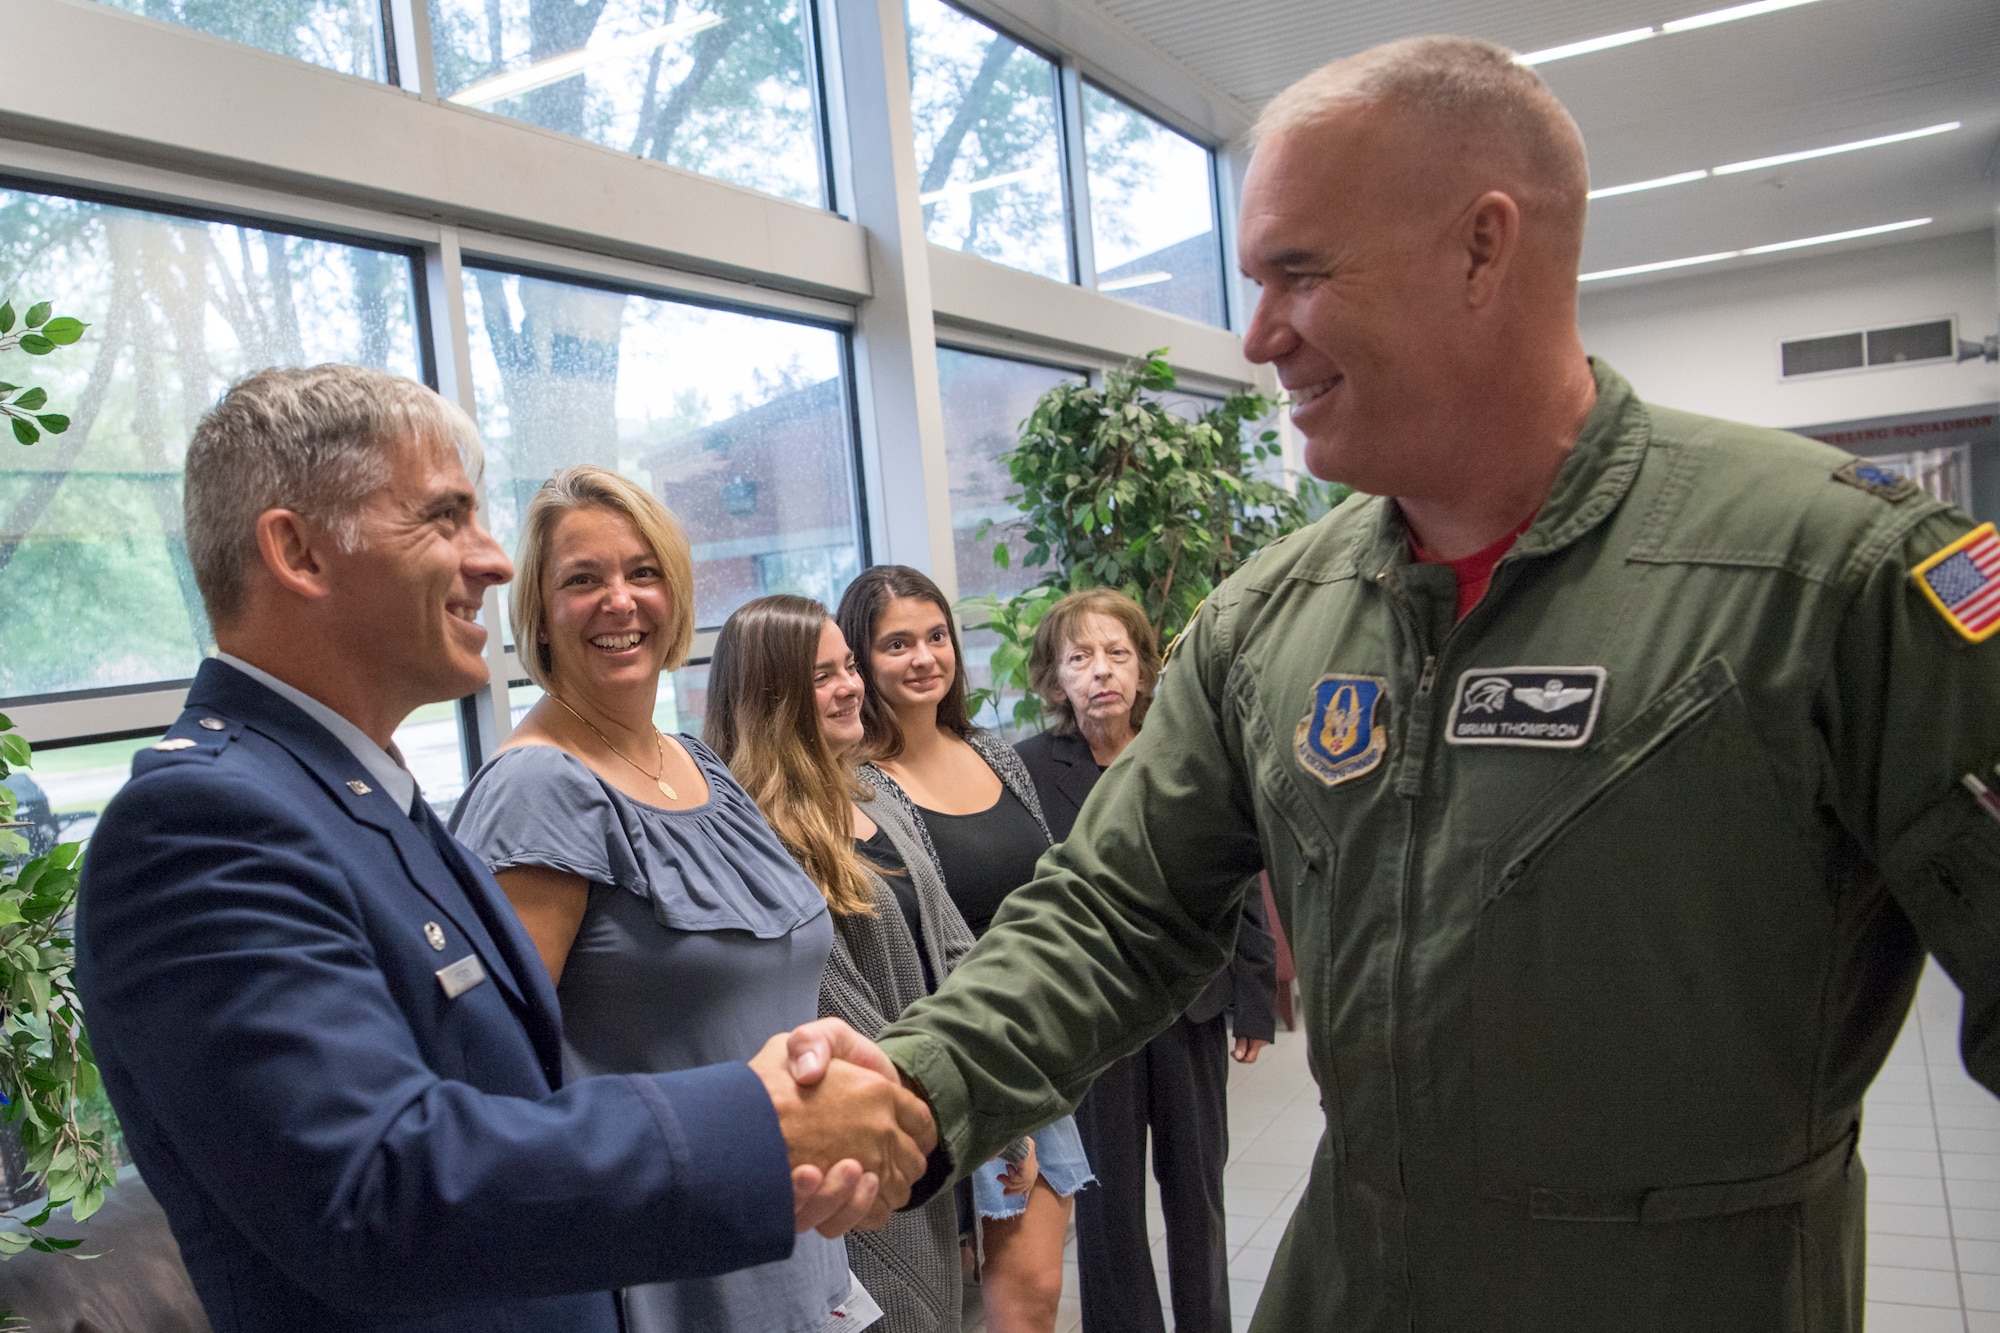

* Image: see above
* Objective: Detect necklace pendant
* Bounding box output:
[659,780,679,800]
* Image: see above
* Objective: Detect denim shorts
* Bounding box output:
[972,1113,1095,1220]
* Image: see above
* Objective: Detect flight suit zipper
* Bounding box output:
[1375,568,1436,1322]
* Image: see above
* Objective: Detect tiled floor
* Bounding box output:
[1861,960,2000,1333]
[968,960,2000,1332]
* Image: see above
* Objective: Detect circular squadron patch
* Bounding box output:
[1295,675,1389,787]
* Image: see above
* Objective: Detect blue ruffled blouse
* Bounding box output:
[449,737,843,1333]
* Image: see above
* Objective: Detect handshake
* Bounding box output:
[749,1018,937,1238]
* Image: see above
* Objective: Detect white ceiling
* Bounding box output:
[1045,0,2000,289]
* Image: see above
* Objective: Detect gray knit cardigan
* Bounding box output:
[819,753,1026,1333]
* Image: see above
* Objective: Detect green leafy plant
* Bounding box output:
[0,300,88,446]
[0,715,110,1262]
[963,349,1345,728]
[0,287,110,1281]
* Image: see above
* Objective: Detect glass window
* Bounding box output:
[507,661,709,740]
[395,701,470,817]
[0,187,424,701]
[427,0,826,207]
[936,347,1080,727]
[94,0,391,79]
[906,0,1069,282]
[1082,85,1225,326]
[0,734,157,856]
[462,267,861,632]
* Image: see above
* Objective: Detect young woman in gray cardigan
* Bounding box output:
[705,594,1029,1333]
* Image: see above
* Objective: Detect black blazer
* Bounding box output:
[1015,728,1276,1041]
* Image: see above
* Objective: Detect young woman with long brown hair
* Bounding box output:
[706,594,1033,1333]
[834,566,1093,1333]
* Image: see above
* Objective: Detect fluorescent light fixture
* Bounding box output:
[1713,121,1961,175]
[1579,251,1739,282]
[1517,27,1655,65]
[1588,169,1710,200]
[450,14,724,107]
[919,168,1041,207]
[1099,271,1172,292]
[1740,217,1932,254]
[1661,0,1819,34]
[1518,0,1819,67]
[1580,217,1933,282]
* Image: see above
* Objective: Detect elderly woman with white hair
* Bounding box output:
[450,465,855,1333]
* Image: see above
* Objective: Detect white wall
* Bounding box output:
[1578,228,1999,431]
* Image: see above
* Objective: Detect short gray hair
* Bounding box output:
[184,365,483,625]
[1253,35,1588,230]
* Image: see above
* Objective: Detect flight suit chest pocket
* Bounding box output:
[1470,656,1837,1201]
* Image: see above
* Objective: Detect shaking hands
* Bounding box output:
[749,1018,936,1238]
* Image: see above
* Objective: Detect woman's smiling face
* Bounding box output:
[868,595,955,715]
[814,619,866,751]
[540,505,672,693]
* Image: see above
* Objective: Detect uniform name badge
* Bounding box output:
[1445,666,1607,749]
[1295,675,1388,787]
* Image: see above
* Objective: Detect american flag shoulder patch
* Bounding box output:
[1912,522,2000,643]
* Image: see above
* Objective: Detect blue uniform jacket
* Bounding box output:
[75,660,796,1332]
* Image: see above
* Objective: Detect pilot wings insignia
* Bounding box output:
[1513,679,1594,714]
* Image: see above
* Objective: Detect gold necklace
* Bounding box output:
[546,692,679,800]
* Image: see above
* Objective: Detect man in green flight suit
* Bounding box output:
[791,32,2000,1332]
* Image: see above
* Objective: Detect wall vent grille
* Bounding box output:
[1781,318,1956,379]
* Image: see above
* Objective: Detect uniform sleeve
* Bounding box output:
[1825,509,2000,1093]
[1228,876,1281,1044]
[877,598,1266,1178]
[76,764,794,1311]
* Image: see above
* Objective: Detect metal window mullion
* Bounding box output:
[829,0,957,600]
[1216,142,1249,334]
[1059,60,1097,291]
[422,226,510,773]
[389,0,435,99]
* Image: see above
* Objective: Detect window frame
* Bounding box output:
[0,0,1275,770]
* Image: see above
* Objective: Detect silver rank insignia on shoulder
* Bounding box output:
[198,717,226,731]
[424,921,446,952]
[436,954,487,1000]
[346,780,372,796]
[152,737,197,752]
[1295,674,1389,787]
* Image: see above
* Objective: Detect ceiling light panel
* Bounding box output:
[1712,121,1962,175]
[1587,170,1711,200]
[1588,122,1962,203]
[1519,0,1822,66]
[1579,218,1933,282]
[1518,28,1656,65]
[1658,0,1820,34]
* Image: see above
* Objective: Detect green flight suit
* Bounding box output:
[878,360,2000,1332]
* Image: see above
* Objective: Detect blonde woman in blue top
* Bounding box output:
[451,466,854,1333]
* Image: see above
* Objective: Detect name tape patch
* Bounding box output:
[436,953,487,1000]
[1295,674,1388,787]
[1913,522,2000,643]
[1445,666,1607,749]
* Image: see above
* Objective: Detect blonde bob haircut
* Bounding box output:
[511,464,696,691]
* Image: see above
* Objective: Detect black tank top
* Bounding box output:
[914,785,1047,938]
[856,826,934,992]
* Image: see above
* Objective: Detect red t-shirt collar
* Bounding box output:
[1408,513,1536,621]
